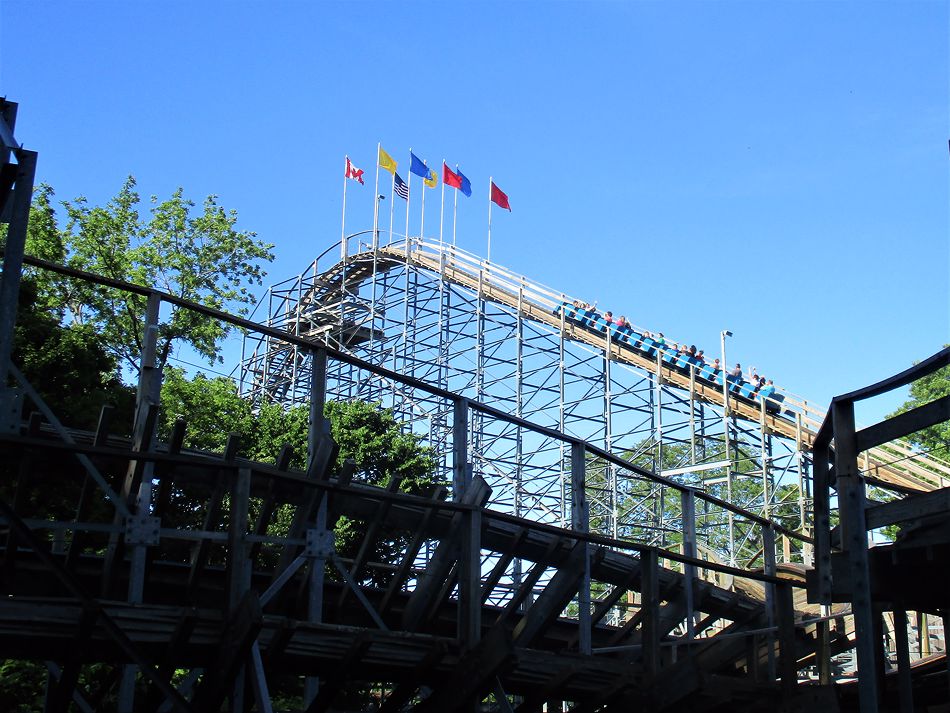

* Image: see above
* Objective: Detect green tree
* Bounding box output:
[12,277,135,431]
[890,348,950,462]
[49,177,274,373]
[157,372,440,577]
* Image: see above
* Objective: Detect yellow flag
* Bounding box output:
[378,146,397,174]
[424,167,438,189]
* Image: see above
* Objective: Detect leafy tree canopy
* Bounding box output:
[890,347,950,462]
[14,179,274,375]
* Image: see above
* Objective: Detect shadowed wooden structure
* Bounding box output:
[1,102,947,712]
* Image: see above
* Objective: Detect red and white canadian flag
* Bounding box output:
[345,156,365,185]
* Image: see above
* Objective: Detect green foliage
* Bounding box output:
[325,400,441,582]
[325,399,439,490]
[0,659,46,712]
[156,373,440,579]
[890,348,950,462]
[24,178,274,374]
[12,277,135,432]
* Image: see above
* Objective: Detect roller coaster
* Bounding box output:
[241,236,950,560]
[2,100,949,711]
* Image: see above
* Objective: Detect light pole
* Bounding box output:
[720,329,735,566]
[373,194,385,250]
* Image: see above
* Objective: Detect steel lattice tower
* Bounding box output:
[241,234,947,568]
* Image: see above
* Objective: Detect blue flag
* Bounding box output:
[409,151,429,179]
[394,172,409,200]
[457,167,472,198]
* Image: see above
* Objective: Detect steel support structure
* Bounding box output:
[241,238,815,573]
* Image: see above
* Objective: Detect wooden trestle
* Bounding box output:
[1,417,842,712]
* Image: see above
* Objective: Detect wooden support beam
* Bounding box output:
[190,591,262,712]
[249,442,295,563]
[377,641,447,713]
[275,433,337,580]
[337,475,403,608]
[832,399,880,713]
[64,406,115,571]
[641,549,661,678]
[263,619,297,663]
[775,581,798,698]
[379,485,447,616]
[893,608,914,713]
[415,626,513,713]
[0,498,193,712]
[480,528,527,604]
[864,486,950,531]
[304,632,373,713]
[44,603,98,713]
[402,476,489,632]
[186,434,239,598]
[512,541,591,648]
[512,663,577,713]
[151,415,186,523]
[494,538,564,629]
[856,396,950,452]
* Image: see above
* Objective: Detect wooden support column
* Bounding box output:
[893,609,914,713]
[641,548,661,678]
[817,605,833,685]
[680,488,697,642]
[454,397,481,649]
[118,292,163,713]
[762,524,777,681]
[832,399,879,713]
[775,581,798,697]
[304,348,329,709]
[813,440,832,605]
[571,440,591,655]
[228,466,253,712]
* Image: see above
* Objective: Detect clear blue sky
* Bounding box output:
[2,0,947,425]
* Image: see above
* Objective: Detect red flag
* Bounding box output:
[345,156,364,185]
[490,181,510,211]
[443,162,462,190]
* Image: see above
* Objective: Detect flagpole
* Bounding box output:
[372,143,381,250]
[487,176,493,264]
[420,160,426,243]
[388,173,395,246]
[452,164,461,248]
[404,150,411,248]
[341,156,349,261]
[439,161,446,249]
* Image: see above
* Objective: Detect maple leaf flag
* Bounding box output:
[345,156,365,185]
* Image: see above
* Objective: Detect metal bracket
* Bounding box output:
[125,514,161,546]
[305,528,334,559]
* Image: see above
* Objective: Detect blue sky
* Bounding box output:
[2,0,947,425]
